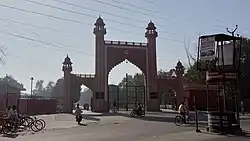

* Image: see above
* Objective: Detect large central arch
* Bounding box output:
[93,17,159,112]
[62,17,185,113]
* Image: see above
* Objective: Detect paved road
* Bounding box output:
[0,118,212,141]
[1,112,250,141]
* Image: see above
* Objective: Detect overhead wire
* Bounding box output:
[87,0,175,22]
[0,1,248,62]
[0,30,94,56]
[0,3,185,43]
[49,0,181,36]
[110,0,161,15]
[47,0,250,37]
[50,0,148,24]
[0,17,71,35]
[3,0,247,42]
[89,0,250,32]
[25,0,179,36]
[0,24,170,63]
[0,12,176,63]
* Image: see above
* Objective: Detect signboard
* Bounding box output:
[217,44,234,66]
[200,36,215,60]
[206,71,237,82]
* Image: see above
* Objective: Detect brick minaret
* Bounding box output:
[145,21,159,111]
[62,55,73,113]
[93,16,108,112]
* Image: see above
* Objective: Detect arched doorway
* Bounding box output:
[108,60,146,111]
[78,85,93,110]
[160,88,176,109]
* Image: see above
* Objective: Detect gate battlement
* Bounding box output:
[105,40,147,48]
[75,74,95,79]
[157,75,177,80]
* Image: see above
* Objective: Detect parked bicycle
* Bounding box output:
[0,114,46,135]
[174,111,195,126]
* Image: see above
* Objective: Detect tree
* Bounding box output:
[158,69,175,78]
[33,80,44,96]
[51,78,64,98]
[132,73,144,86]
[0,75,24,89]
[184,61,206,84]
[41,81,55,97]
[238,37,250,98]
[45,81,55,91]
[183,37,250,98]
[118,74,135,88]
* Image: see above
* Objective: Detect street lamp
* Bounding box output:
[30,77,34,98]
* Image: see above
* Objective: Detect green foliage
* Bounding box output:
[50,78,64,98]
[118,73,145,88]
[33,80,55,97]
[0,75,24,89]
[238,37,250,98]
[184,61,206,84]
[158,69,175,78]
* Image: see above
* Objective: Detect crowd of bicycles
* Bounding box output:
[0,114,46,135]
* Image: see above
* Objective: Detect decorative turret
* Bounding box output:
[93,16,106,35]
[62,55,72,72]
[175,60,184,76]
[145,21,158,38]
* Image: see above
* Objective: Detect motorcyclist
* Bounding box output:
[75,104,82,119]
[136,104,142,115]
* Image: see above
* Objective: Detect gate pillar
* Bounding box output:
[92,16,109,112]
[91,92,108,112]
[62,55,73,113]
[145,21,160,111]
[175,61,185,107]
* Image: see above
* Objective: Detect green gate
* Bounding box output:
[108,85,145,111]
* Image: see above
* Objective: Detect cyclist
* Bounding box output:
[178,102,187,124]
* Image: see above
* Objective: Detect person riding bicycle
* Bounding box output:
[136,104,142,115]
[178,102,187,124]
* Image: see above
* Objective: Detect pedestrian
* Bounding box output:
[241,101,245,116]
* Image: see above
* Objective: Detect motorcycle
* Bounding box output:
[130,109,145,117]
[75,115,83,124]
[112,106,118,113]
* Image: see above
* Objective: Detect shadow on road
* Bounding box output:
[81,112,116,117]
[116,112,207,127]
[235,130,250,138]
[78,123,88,126]
[82,116,101,121]
[2,133,18,138]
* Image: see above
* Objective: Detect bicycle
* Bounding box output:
[0,118,19,135]
[174,111,195,126]
[30,119,45,132]
[16,114,46,132]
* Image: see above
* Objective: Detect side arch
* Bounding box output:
[157,78,183,109]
